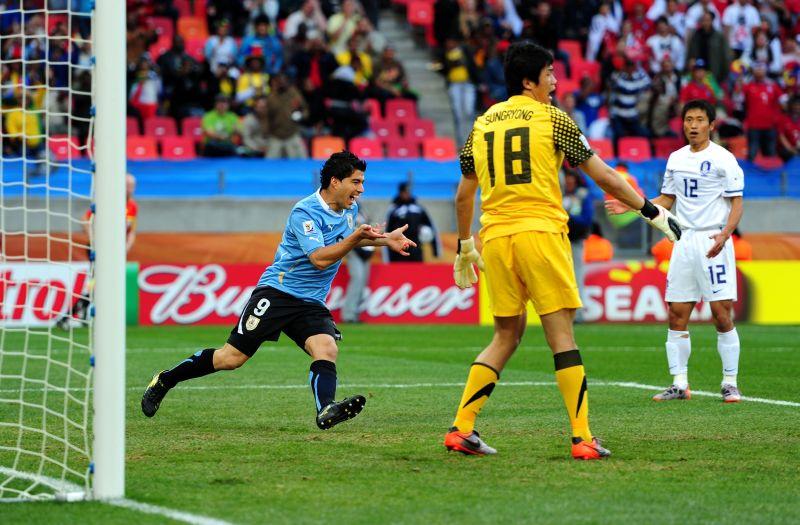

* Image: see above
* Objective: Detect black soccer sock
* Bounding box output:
[159,348,217,389]
[309,360,337,412]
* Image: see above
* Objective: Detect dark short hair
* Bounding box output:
[320,151,367,189]
[504,41,554,96]
[682,99,716,122]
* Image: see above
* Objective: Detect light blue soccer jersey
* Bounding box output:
[258,191,358,305]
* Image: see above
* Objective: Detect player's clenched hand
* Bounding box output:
[355,224,386,241]
[706,231,729,258]
[604,199,631,215]
[453,237,485,289]
[386,224,417,256]
[639,204,683,242]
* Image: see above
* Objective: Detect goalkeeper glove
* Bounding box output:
[637,200,683,242]
[453,237,485,289]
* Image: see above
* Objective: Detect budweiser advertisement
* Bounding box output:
[0,263,89,327]
[138,263,478,326]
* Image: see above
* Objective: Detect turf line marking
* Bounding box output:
[106,498,234,525]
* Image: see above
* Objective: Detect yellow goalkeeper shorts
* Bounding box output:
[482,230,582,317]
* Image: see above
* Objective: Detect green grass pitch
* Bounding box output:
[3,323,800,524]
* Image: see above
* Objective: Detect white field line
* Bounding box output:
[106,498,234,525]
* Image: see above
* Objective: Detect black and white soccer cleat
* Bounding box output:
[141,371,171,417]
[315,395,366,430]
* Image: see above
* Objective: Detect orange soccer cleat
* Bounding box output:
[571,437,611,460]
[444,427,497,455]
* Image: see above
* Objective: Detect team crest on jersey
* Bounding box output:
[700,160,712,176]
[245,315,260,331]
[303,220,315,234]
[347,214,354,229]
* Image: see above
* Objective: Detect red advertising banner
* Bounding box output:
[138,263,478,326]
[0,263,89,327]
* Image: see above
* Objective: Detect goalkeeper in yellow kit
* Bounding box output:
[443,42,682,460]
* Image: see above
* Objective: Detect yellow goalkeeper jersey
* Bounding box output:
[459,95,594,242]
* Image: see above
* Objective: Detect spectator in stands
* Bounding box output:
[647,16,685,73]
[587,1,621,61]
[442,36,479,146]
[202,94,240,157]
[562,171,593,308]
[385,183,439,263]
[749,29,782,77]
[778,96,800,161]
[722,0,761,59]
[584,222,614,263]
[647,0,686,38]
[128,59,161,122]
[158,36,202,120]
[249,0,281,26]
[648,59,679,137]
[265,73,310,159]
[236,55,271,108]
[477,40,507,105]
[337,35,373,88]
[284,0,328,41]
[744,61,784,160]
[608,57,651,141]
[3,94,44,168]
[371,45,418,108]
[732,228,753,261]
[563,0,597,43]
[561,92,587,133]
[527,2,570,77]
[327,0,364,55]
[202,61,238,109]
[205,20,238,75]
[125,13,156,74]
[238,15,283,75]
[433,0,461,49]
[458,0,482,40]
[684,0,722,36]
[576,76,605,132]
[326,65,369,140]
[290,37,338,129]
[241,95,271,157]
[679,59,717,107]
[686,11,731,84]
[205,0,249,37]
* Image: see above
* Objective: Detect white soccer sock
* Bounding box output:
[666,330,691,389]
[717,327,740,386]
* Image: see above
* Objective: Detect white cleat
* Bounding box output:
[721,384,742,403]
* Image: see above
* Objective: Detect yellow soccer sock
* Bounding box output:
[452,362,499,434]
[554,350,592,442]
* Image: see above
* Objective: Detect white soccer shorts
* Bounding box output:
[665,229,737,303]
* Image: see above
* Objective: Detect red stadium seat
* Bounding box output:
[386,139,421,159]
[126,136,159,160]
[148,17,174,40]
[571,61,601,84]
[372,120,401,142]
[126,117,140,136]
[558,40,583,61]
[160,136,197,160]
[173,0,193,18]
[364,99,382,121]
[754,155,783,170]
[422,137,457,160]
[407,1,434,27]
[553,60,569,81]
[669,117,683,135]
[617,137,652,162]
[556,79,579,98]
[148,36,172,61]
[588,139,614,159]
[177,17,208,41]
[726,136,748,159]
[349,138,384,160]
[311,136,345,159]
[385,99,417,121]
[184,38,206,62]
[47,14,67,35]
[181,116,204,143]
[144,116,177,138]
[48,135,82,161]
[652,137,685,158]
[193,0,207,17]
[406,119,435,141]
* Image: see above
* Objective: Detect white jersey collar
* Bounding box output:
[316,190,345,217]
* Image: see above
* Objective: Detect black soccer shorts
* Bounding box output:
[227,286,342,356]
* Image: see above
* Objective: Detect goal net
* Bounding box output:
[0,2,123,502]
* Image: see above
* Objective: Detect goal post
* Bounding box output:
[92,0,127,500]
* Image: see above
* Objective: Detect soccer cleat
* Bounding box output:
[571,437,611,460]
[721,384,742,403]
[652,384,691,401]
[444,427,497,455]
[141,371,171,417]
[315,395,366,430]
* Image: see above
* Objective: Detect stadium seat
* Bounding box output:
[726,136,748,159]
[46,14,67,34]
[652,137,685,158]
[669,117,683,135]
[571,61,601,84]
[553,60,569,81]
[144,116,177,138]
[311,136,346,159]
[364,99,382,121]
[556,79,579,98]
[349,137,384,160]
[160,136,197,160]
[754,155,784,170]
[126,117,140,136]
[148,17,174,40]
[406,119,435,141]
[177,17,208,41]
[48,135,82,161]
[618,137,652,161]
[193,0,207,17]
[407,1,434,28]
[558,40,583,62]
[422,137,457,160]
[385,99,417,121]
[385,139,421,159]
[173,0,193,18]
[148,36,172,61]
[126,136,159,160]
[588,138,614,159]
[181,116,204,143]
[184,38,206,62]
[372,120,401,142]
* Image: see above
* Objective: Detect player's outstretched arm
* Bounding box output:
[580,155,683,241]
[308,224,385,270]
[360,224,418,256]
[605,193,676,215]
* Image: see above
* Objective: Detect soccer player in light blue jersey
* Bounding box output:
[142,152,416,430]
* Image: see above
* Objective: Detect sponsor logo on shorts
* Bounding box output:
[303,220,315,234]
[245,314,260,331]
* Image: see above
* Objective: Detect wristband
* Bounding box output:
[639,199,659,220]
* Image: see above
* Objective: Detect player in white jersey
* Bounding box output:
[606,100,744,403]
